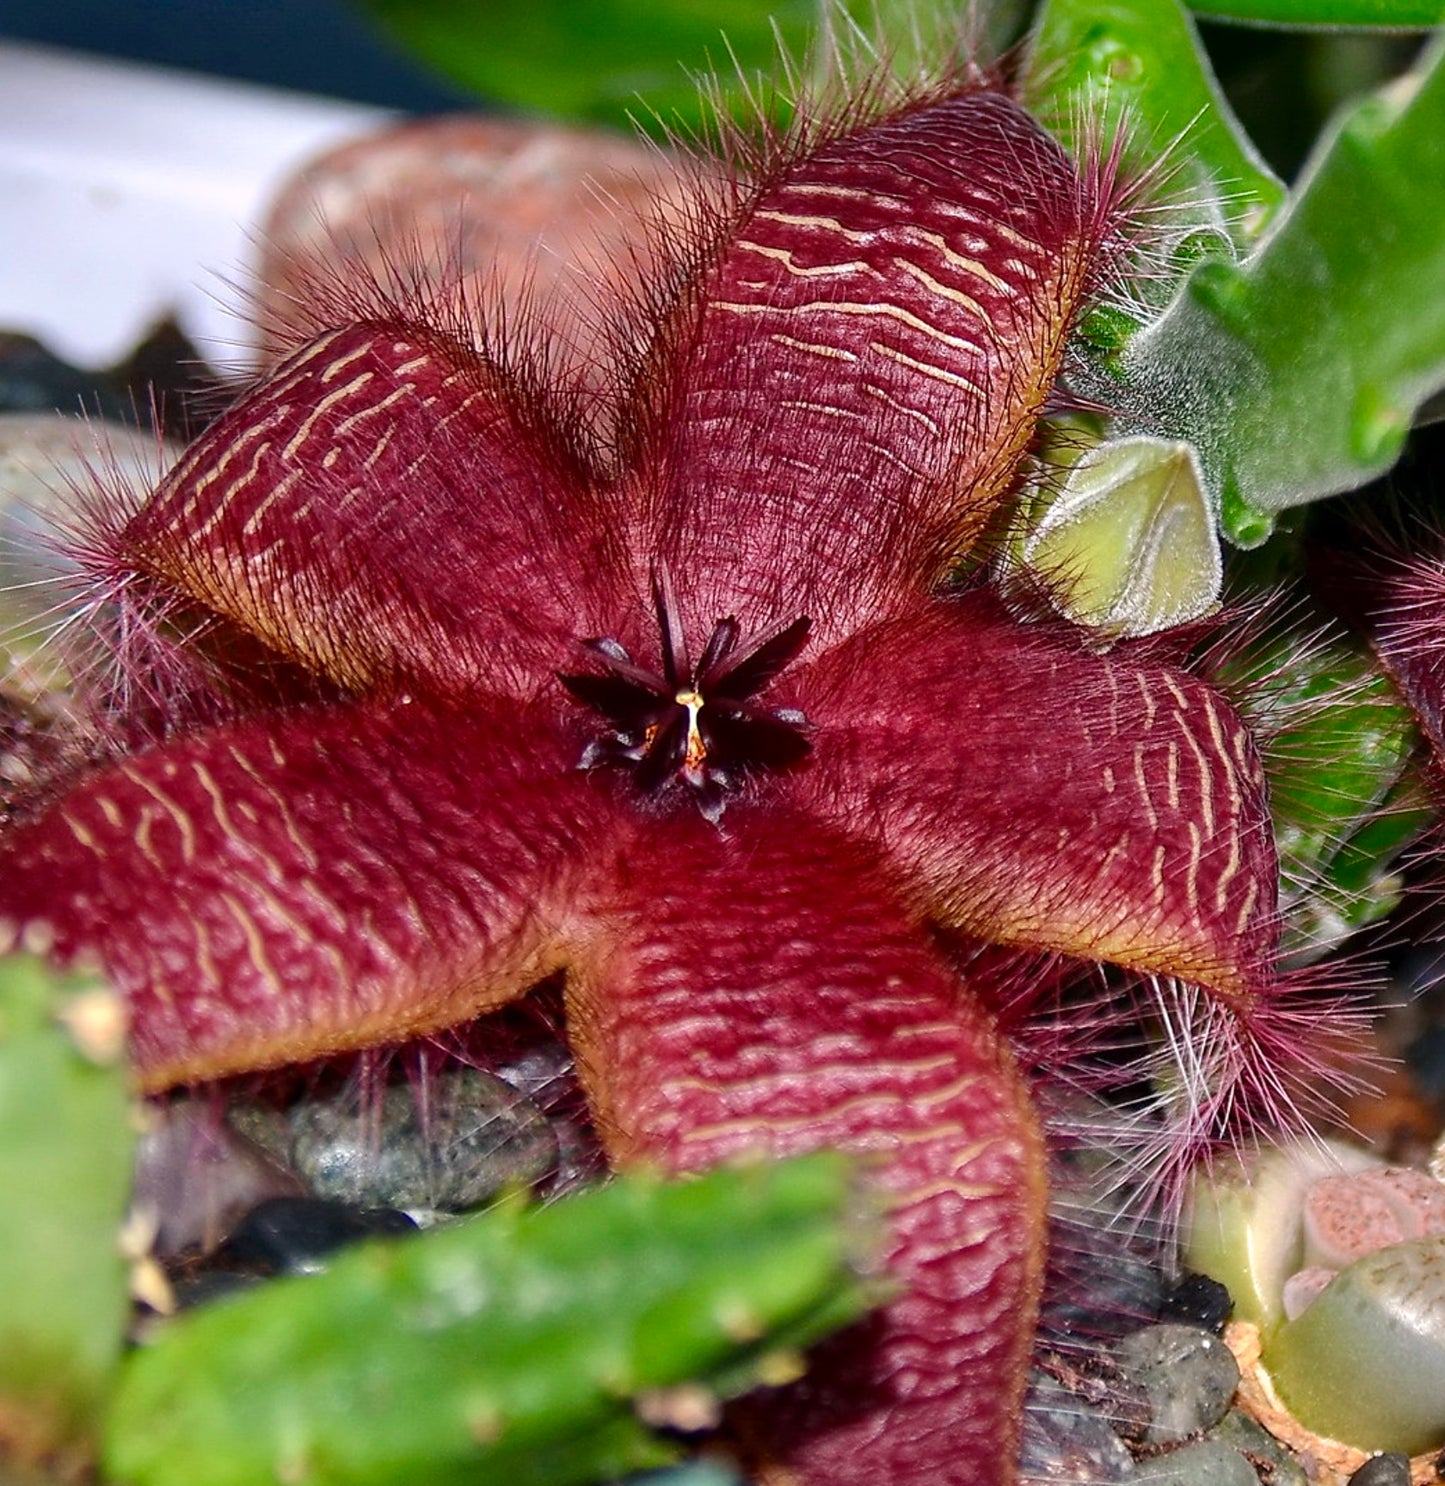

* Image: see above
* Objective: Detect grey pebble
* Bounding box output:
[286,1067,559,1211]
[1208,1409,1307,1486]
[1347,1455,1411,1486]
[1112,1325,1241,1444]
[1019,1370,1138,1483]
[1131,1440,1258,1485]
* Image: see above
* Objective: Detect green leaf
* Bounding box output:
[1118,31,1445,514]
[1022,0,1286,251]
[105,1153,886,1486]
[356,0,822,130]
[0,952,136,1471]
[1188,0,1443,28]
[1219,630,1426,956]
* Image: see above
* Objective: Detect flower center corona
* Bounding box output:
[559,566,812,821]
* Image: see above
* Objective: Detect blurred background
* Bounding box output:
[0,0,471,111]
[0,0,1425,170]
[0,0,1425,368]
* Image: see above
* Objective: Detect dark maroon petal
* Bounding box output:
[556,671,657,729]
[568,807,1044,1486]
[794,593,1280,995]
[573,642,672,696]
[0,694,608,1087]
[254,116,692,418]
[629,88,1111,646]
[123,325,626,698]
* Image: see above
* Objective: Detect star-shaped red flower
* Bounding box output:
[1,84,1306,1483]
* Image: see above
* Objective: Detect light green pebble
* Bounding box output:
[1208,1409,1308,1486]
[1132,1438,1260,1486]
[1268,1235,1445,1455]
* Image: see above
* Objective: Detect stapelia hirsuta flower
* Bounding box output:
[0,79,1327,1484]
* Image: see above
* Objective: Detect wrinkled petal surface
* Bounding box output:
[0,695,608,1086]
[794,593,1279,993]
[631,90,1106,646]
[256,115,693,403]
[566,807,1044,1484]
[125,325,627,697]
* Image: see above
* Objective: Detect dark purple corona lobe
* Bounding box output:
[560,566,813,817]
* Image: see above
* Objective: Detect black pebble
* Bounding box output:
[0,332,129,420]
[224,1196,418,1276]
[1349,1454,1411,1486]
[1158,1273,1233,1334]
[169,1269,265,1311]
[0,322,221,435]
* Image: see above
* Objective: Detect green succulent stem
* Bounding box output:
[1187,0,1443,26]
[0,953,135,1473]
[104,1153,885,1486]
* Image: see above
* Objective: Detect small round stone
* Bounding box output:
[1112,1324,1241,1443]
[169,1269,265,1311]
[1347,1454,1411,1486]
[1208,1409,1308,1486]
[224,1197,418,1276]
[287,1068,559,1212]
[1159,1273,1233,1334]
[1018,1370,1136,1483]
[1131,1439,1259,1485]
[132,1097,305,1256]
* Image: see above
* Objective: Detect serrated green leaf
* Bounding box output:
[1119,30,1445,512]
[1022,0,1286,251]
[104,1153,885,1486]
[1189,0,1442,27]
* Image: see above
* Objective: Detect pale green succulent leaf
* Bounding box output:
[1183,1139,1382,1334]
[1120,31,1445,513]
[1016,433,1222,637]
